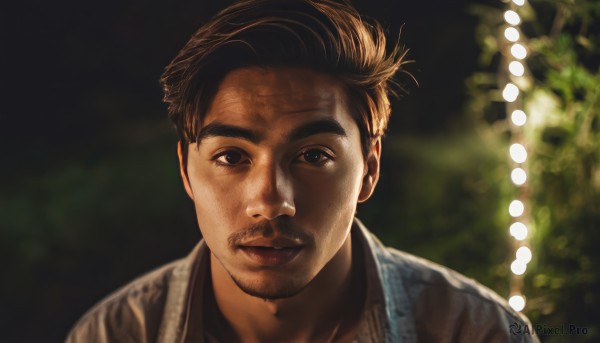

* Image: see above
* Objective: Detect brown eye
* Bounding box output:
[224,151,242,164]
[214,150,248,166]
[303,150,324,163]
[297,148,332,165]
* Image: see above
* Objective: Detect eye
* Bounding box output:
[213,149,249,166]
[297,148,333,165]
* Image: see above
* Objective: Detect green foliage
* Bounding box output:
[360,130,514,295]
[0,121,199,341]
[467,0,600,341]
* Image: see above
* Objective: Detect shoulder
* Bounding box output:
[373,241,537,342]
[65,259,185,343]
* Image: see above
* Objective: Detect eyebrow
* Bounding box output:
[197,123,260,144]
[288,118,347,141]
[197,118,347,144]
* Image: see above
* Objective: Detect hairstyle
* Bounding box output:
[160,0,410,166]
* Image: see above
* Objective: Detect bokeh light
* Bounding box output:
[509,200,525,217]
[509,295,526,311]
[511,167,527,185]
[510,222,528,241]
[503,83,519,102]
[511,43,527,59]
[509,61,525,77]
[516,246,532,264]
[504,10,521,25]
[511,260,527,275]
[504,27,520,42]
[511,109,527,126]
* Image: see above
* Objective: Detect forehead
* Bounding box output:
[202,67,350,128]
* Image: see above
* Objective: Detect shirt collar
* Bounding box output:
[172,218,415,343]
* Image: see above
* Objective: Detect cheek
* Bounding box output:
[295,158,364,222]
[187,169,246,240]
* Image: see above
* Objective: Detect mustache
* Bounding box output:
[227,219,314,247]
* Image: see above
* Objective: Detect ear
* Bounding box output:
[177,141,195,200]
[358,138,381,203]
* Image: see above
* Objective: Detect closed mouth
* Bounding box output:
[238,245,304,266]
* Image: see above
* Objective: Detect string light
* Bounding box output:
[509,295,526,311]
[511,260,527,275]
[499,1,533,313]
[511,109,527,126]
[509,61,525,77]
[509,200,525,217]
[516,246,532,263]
[504,10,521,25]
[511,167,527,185]
[504,27,520,42]
[502,83,520,102]
[509,143,527,163]
[510,222,528,240]
[511,43,527,59]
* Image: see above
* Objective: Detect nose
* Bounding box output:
[245,162,296,220]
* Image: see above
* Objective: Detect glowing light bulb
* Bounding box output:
[510,143,527,163]
[512,0,525,6]
[504,10,521,26]
[510,222,528,240]
[504,27,520,42]
[511,167,527,186]
[511,109,527,126]
[511,260,527,275]
[509,200,524,217]
[509,295,526,311]
[511,43,527,60]
[516,246,532,264]
[509,61,525,77]
[503,83,519,102]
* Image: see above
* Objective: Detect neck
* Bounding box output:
[208,232,356,343]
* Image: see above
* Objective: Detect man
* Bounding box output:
[67,0,538,342]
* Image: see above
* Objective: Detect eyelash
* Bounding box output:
[212,149,249,168]
[295,148,334,165]
[211,147,334,168]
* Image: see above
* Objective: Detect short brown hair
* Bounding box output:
[160,0,410,162]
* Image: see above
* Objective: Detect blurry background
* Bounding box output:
[1,0,598,342]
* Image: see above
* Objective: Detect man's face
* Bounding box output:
[180,67,379,299]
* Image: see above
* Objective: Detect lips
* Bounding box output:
[238,237,304,266]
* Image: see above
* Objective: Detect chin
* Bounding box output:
[229,271,313,300]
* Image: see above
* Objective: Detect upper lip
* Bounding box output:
[238,237,304,248]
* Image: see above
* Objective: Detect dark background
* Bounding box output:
[1,0,516,342]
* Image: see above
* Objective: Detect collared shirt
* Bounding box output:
[66,219,538,342]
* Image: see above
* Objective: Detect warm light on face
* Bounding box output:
[511,167,527,185]
[510,222,528,240]
[184,67,371,300]
[504,10,521,25]
[511,109,527,126]
[510,143,527,163]
[509,200,525,217]
[511,43,527,60]
[509,295,526,311]
[509,61,525,77]
[504,27,520,42]
[503,83,520,102]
